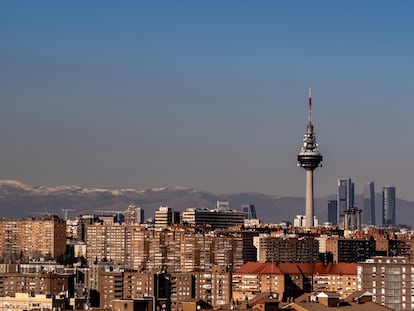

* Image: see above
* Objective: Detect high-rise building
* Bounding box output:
[241,204,257,219]
[337,178,354,225]
[327,200,338,225]
[363,181,376,226]
[297,88,323,229]
[382,186,396,226]
[344,207,362,230]
[0,216,66,261]
[242,204,260,225]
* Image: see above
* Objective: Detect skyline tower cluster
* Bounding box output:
[327,179,396,228]
[295,89,398,229]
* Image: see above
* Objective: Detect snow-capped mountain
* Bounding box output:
[0,180,413,226]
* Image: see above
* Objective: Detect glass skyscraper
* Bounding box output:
[327,200,338,225]
[382,186,396,226]
[363,181,375,225]
[337,178,354,225]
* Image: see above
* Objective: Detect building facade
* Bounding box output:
[358,256,414,311]
[0,216,66,261]
[337,178,354,225]
[257,237,319,263]
[382,186,396,226]
[182,208,244,229]
[327,200,337,225]
[363,181,376,225]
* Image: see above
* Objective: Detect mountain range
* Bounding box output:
[0,180,413,226]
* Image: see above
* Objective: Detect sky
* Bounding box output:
[1,1,414,200]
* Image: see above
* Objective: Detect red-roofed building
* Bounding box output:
[232,262,284,302]
[233,262,359,303]
[312,263,358,298]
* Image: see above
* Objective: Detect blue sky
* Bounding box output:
[1,1,414,200]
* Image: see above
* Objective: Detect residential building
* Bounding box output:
[0,216,66,261]
[358,256,414,310]
[312,263,358,298]
[0,293,65,311]
[232,262,285,302]
[257,237,319,263]
[325,238,375,263]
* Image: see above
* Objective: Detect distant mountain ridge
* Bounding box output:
[1,180,414,226]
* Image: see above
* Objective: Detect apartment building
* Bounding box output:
[0,293,64,311]
[325,238,375,263]
[257,236,319,263]
[312,263,358,298]
[99,270,124,309]
[86,225,245,273]
[0,216,66,260]
[232,262,285,302]
[86,223,129,265]
[358,256,414,311]
[0,272,70,297]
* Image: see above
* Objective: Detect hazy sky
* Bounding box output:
[1,1,414,200]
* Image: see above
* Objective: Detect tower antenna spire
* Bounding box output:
[297,88,323,229]
[308,88,312,124]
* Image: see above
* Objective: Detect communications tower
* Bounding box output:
[297,88,323,229]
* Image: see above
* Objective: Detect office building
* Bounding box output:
[337,178,354,225]
[383,186,396,226]
[344,207,362,230]
[242,204,257,219]
[363,181,376,226]
[182,208,244,229]
[297,88,323,229]
[327,200,337,225]
[242,204,260,225]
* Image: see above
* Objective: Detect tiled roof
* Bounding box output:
[235,262,357,276]
[234,262,282,274]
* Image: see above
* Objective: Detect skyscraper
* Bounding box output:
[327,200,338,225]
[242,204,257,220]
[337,178,354,225]
[362,181,375,226]
[382,186,396,226]
[297,88,323,229]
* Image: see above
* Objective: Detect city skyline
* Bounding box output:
[2,2,414,200]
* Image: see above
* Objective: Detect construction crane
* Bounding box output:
[61,208,76,221]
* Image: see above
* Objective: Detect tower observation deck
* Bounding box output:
[297,88,323,229]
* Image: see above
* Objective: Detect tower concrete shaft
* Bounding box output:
[297,88,322,229]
